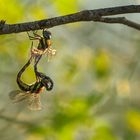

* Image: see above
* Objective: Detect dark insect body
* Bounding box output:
[16,56,53,93]
[9,29,55,110]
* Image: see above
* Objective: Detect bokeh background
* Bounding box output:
[0,0,140,140]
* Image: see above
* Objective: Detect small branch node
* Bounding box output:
[0,20,6,30]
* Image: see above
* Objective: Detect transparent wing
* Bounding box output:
[44,48,56,61]
[27,94,42,111]
[9,90,29,103]
[9,90,42,110]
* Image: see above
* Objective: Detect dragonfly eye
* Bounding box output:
[42,77,53,91]
[43,29,51,39]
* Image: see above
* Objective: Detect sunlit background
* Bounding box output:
[0,0,140,140]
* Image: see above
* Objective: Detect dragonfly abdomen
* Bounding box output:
[16,57,32,92]
[30,82,44,94]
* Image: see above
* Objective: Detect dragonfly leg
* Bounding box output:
[27,32,41,40]
[33,31,42,38]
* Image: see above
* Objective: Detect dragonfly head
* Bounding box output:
[36,72,53,91]
[43,29,51,39]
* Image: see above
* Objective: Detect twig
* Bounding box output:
[97,17,140,30]
[0,5,140,35]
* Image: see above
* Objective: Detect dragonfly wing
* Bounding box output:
[9,90,29,103]
[27,94,42,111]
[9,90,21,100]
[9,91,42,110]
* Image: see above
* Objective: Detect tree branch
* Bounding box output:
[0,5,140,35]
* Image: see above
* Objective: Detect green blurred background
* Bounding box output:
[0,0,140,140]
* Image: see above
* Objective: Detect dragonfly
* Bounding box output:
[29,29,56,84]
[9,55,53,110]
[9,29,55,110]
[27,29,56,63]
